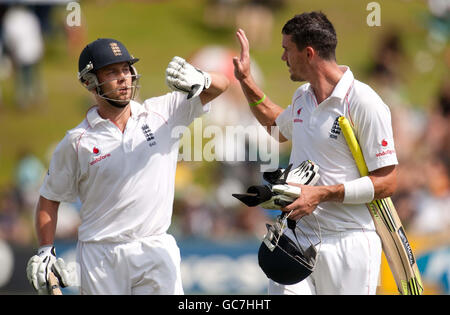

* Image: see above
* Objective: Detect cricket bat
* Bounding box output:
[338,116,423,295]
[48,272,63,295]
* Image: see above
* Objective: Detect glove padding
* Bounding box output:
[165,56,211,99]
[260,160,320,210]
[264,160,320,186]
[26,245,76,294]
[259,185,301,210]
[233,160,321,210]
[285,160,320,186]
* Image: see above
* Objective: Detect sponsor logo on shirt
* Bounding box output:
[375,149,395,157]
[293,107,303,123]
[375,138,395,157]
[329,116,341,139]
[142,124,157,147]
[90,153,111,165]
[90,146,111,165]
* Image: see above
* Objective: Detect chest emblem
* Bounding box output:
[141,124,157,147]
[329,117,341,139]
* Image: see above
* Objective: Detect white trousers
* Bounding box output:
[76,233,184,295]
[268,229,382,295]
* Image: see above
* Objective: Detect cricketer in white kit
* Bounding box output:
[233,12,398,294]
[26,38,229,295]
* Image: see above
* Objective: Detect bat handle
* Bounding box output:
[48,272,63,295]
[338,116,369,176]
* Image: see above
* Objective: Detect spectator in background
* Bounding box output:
[409,80,450,235]
[236,0,286,50]
[30,3,56,38]
[366,29,428,228]
[410,156,449,235]
[2,5,44,109]
[423,80,450,162]
[392,80,450,233]
[0,5,8,106]
[15,149,46,214]
[0,149,45,245]
[368,30,404,84]
[203,0,240,30]
[367,29,427,163]
[0,186,33,245]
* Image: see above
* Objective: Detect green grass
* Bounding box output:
[0,0,445,189]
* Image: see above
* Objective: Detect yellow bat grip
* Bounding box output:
[338,116,369,176]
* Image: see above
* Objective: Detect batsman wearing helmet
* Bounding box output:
[233,12,398,294]
[26,38,229,294]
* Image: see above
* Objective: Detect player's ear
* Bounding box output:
[305,46,315,61]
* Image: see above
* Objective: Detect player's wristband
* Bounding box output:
[343,176,374,204]
[249,94,266,107]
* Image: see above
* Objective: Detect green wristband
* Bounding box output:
[249,94,266,107]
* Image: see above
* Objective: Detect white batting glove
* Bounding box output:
[52,258,77,288]
[26,245,56,294]
[26,245,75,294]
[259,160,320,210]
[286,160,320,186]
[259,194,296,210]
[165,56,211,99]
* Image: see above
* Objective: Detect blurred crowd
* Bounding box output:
[204,0,287,49]
[366,16,450,236]
[0,0,448,252]
[0,3,46,109]
[0,1,85,109]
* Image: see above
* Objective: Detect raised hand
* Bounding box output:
[232,29,251,81]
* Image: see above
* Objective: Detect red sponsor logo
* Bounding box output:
[294,107,303,123]
[376,149,395,157]
[381,139,388,147]
[90,153,111,165]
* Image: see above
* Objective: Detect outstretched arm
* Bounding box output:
[233,29,287,141]
[199,71,230,105]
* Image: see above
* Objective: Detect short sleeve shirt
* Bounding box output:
[40,93,210,242]
[275,66,398,233]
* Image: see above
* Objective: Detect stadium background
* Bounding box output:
[0,0,448,295]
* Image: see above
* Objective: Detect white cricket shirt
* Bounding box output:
[276,66,398,234]
[40,92,210,242]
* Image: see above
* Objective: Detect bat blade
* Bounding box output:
[338,116,423,295]
[48,272,63,295]
[368,198,423,294]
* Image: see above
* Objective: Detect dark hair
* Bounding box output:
[282,12,337,60]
